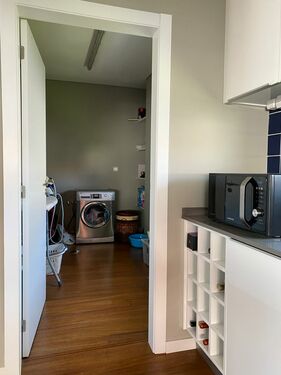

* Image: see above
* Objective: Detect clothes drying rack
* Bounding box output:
[46,196,62,286]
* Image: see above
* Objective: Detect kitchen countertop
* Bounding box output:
[182,207,281,259]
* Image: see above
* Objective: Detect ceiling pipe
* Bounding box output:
[84,30,105,71]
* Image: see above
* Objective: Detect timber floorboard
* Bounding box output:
[22,242,213,375]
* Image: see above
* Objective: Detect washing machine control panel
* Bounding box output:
[77,191,115,201]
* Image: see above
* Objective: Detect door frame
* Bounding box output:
[0,1,172,373]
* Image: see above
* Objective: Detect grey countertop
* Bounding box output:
[182,207,281,259]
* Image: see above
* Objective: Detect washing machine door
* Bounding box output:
[81,202,110,229]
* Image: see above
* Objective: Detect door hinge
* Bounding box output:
[21,185,26,199]
[20,45,25,60]
[22,320,26,333]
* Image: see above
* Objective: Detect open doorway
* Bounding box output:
[0,2,171,372]
[21,18,153,369]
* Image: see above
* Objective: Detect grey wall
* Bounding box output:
[86,0,268,342]
[46,80,146,229]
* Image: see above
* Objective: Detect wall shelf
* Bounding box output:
[136,145,146,151]
[183,220,226,374]
[128,117,146,122]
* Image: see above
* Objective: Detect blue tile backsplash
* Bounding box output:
[268,134,281,156]
[268,111,281,173]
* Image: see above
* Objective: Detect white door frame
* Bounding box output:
[0,1,172,373]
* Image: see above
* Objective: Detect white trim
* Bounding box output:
[165,339,196,354]
[0,1,172,372]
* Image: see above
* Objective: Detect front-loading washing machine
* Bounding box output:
[76,191,115,243]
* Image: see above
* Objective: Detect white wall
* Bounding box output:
[86,0,268,341]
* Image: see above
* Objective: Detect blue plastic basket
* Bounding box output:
[129,234,148,248]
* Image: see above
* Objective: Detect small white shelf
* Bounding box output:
[187,299,197,312]
[198,282,210,294]
[199,253,211,262]
[136,144,146,151]
[213,291,225,306]
[187,327,196,339]
[211,354,223,373]
[198,340,209,355]
[214,260,225,272]
[183,222,226,374]
[211,324,224,341]
[199,310,210,324]
[187,247,198,256]
[128,116,146,122]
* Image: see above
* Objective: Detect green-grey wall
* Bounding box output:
[46,80,146,230]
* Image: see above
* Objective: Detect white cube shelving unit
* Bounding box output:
[183,220,226,374]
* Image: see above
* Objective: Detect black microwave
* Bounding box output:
[208,173,281,237]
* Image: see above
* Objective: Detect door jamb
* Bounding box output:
[0,1,172,373]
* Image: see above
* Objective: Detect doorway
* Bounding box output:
[21,17,153,362]
[0,2,171,373]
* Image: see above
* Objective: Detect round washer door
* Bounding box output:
[81,202,110,229]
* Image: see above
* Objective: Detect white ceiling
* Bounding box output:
[29,20,152,89]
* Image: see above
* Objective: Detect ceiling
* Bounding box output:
[29,20,152,89]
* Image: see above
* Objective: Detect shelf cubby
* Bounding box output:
[197,257,210,292]
[209,330,224,373]
[187,280,197,310]
[198,227,211,255]
[210,232,226,262]
[197,316,209,342]
[187,249,197,277]
[210,265,225,293]
[186,307,197,338]
[197,288,209,323]
[210,297,224,340]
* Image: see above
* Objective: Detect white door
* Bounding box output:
[21,19,46,358]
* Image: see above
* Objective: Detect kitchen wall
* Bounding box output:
[85,0,268,341]
[46,80,146,230]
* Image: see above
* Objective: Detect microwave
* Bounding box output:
[208,173,281,237]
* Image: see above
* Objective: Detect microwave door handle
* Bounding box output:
[239,177,252,228]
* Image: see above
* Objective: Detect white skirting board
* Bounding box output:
[165,338,196,354]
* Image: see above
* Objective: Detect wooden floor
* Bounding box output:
[22,242,213,375]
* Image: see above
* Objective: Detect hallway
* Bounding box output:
[22,243,213,374]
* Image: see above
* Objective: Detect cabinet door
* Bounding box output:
[226,239,281,375]
[224,0,281,102]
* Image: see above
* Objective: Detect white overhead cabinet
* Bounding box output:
[224,0,281,103]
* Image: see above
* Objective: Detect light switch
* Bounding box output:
[113,167,119,172]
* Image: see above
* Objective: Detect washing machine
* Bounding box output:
[76,191,115,243]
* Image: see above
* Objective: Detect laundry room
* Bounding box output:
[20,18,152,365]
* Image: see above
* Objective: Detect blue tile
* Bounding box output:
[268,134,281,155]
[267,156,280,173]
[269,111,281,134]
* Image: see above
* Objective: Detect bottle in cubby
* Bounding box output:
[210,265,225,303]
[197,316,210,351]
